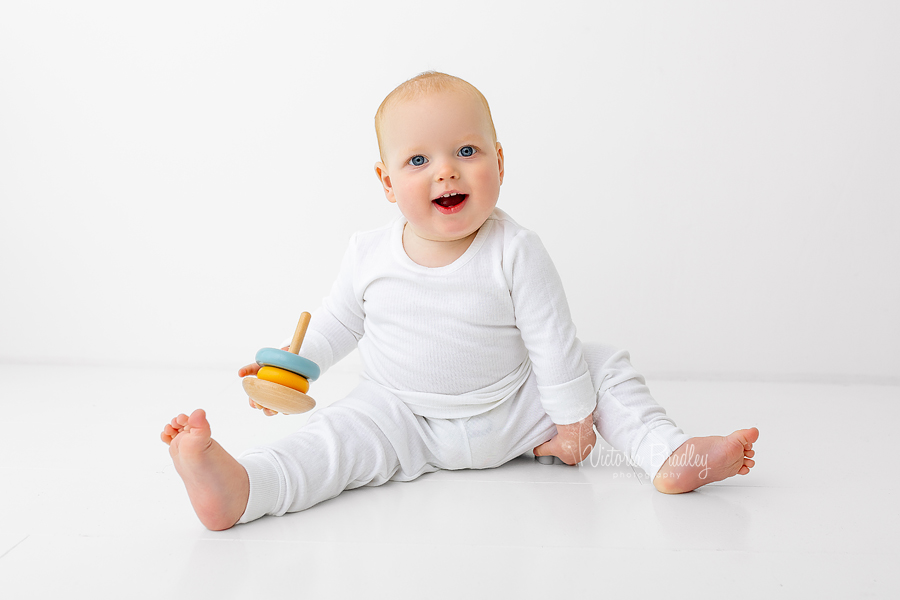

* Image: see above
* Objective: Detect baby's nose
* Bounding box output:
[435,164,459,181]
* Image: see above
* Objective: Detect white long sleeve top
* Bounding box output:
[296,208,596,425]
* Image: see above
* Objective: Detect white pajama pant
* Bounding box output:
[236,343,689,524]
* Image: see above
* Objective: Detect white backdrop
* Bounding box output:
[1,1,898,383]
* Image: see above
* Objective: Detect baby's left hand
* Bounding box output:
[533,414,596,465]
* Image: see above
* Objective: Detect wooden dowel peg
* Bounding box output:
[289,312,311,355]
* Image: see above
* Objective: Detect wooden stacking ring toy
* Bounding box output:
[255,348,320,381]
[242,312,319,415]
[257,366,310,393]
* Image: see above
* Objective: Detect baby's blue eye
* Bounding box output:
[408,155,427,167]
[458,146,476,157]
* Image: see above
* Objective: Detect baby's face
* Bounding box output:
[376,89,504,246]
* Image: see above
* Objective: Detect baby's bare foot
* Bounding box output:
[653,427,759,494]
[161,409,250,530]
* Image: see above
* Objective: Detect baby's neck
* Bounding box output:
[402,225,478,268]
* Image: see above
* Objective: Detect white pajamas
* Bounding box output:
[237,209,688,524]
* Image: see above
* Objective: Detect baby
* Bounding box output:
[161,72,758,531]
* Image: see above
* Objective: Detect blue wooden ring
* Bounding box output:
[255,348,320,381]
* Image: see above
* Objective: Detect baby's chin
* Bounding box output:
[404,223,479,246]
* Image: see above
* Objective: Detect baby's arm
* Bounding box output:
[533,413,596,465]
[237,234,367,416]
[504,228,598,462]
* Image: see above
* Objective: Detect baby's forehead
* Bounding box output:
[388,87,479,117]
[383,89,493,137]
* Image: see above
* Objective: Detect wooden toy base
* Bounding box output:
[242,377,316,415]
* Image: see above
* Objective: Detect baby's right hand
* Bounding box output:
[238,362,261,378]
[239,346,290,416]
[248,398,278,416]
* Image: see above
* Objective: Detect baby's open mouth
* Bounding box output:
[433,192,468,208]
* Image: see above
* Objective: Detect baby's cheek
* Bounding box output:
[476,168,502,194]
[398,181,428,204]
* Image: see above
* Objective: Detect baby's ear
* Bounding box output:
[495,143,505,185]
[374,162,396,203]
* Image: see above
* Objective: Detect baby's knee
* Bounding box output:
[582,342,622,368]
[582,342,636,385]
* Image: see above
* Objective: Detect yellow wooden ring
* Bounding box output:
[257,366,310,393]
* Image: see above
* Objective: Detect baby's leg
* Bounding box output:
[162,384,438,529]
[584,344,758,493]
[236,381,439,523]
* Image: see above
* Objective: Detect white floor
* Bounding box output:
[1,363,897,599]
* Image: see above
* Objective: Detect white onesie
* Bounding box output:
[299,207,595,424]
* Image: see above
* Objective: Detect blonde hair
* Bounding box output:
[374,71,498,163]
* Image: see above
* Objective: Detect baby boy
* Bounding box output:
[161,72,758,531]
